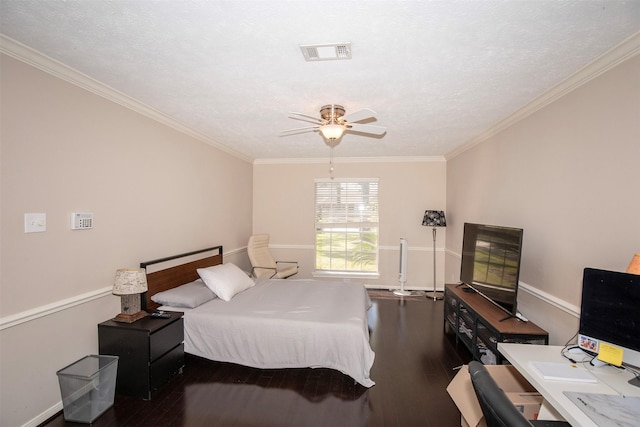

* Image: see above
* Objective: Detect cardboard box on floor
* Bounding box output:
[447,364,543,427]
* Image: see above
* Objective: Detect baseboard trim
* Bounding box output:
[270,244,444,252]
[22,403,62,427]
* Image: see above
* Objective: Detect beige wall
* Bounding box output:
[0,54,253,427]
[445,54,640,345]
[253,159,447,289]
[3,35,637,427]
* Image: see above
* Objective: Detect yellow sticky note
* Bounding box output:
[598,342,624,366]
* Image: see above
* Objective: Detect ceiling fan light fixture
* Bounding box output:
[320,124,345,140]
[282,104,385,141]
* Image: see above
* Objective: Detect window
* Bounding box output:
[315,178,379,274]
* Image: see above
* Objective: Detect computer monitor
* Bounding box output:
[578,267,640,386]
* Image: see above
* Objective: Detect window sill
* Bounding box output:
[313,271,380,280]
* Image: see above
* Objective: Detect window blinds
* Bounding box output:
[315,178,379,273]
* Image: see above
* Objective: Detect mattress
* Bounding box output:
[180,278,375,387]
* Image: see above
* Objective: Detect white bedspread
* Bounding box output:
[181,278,375,387]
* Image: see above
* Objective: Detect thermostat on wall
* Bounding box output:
[71,212,93,230]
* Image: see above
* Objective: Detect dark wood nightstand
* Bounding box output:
[98,311,184,399]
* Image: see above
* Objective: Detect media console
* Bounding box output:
[444,284,548,364]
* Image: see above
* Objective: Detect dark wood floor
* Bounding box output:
[43,292,472,427]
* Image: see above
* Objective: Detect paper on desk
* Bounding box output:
[529,361,597,383]
[564,392,640,427]
[598,342,624,366]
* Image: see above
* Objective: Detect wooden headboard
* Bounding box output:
[140,246,223,311]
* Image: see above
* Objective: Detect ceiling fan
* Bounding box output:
[280,104,386,144]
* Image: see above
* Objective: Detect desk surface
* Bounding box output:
[498,343,640,427]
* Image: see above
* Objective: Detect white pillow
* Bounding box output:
[197,263,254,301]
[150,279,216,308]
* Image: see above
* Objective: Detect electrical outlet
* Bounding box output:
[71,212,93,230]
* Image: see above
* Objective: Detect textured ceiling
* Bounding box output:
[1,1,639,160]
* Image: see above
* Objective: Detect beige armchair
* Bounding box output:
[247,234,299,279]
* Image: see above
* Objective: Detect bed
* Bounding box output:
[141,246,375,387]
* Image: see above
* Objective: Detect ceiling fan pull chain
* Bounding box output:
[329,145,335,179]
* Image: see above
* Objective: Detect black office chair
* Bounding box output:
[468,361,571,427]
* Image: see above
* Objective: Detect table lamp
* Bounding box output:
[422,210,446,301]
[112,268,148,323]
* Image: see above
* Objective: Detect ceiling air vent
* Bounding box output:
[300,43,352,61]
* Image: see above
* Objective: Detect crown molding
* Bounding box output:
[254,155,446,165]
[5,29,637,166]
[0,35,253,164]
[445,30,640,160]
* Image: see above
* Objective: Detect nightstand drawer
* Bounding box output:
[150,344,184,392]
[150,317,184,361]
[99,311,184,399]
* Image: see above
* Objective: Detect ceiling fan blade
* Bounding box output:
[288,116,325,126]
[341,108,377,123]
[280,125,319,134]
[346,123,387,135]
[289,112,325,125]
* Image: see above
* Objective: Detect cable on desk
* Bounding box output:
[559,331,640,384]
[560,331,586,364]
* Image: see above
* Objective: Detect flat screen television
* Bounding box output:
[460,223,523,317]
[578,268,640,377]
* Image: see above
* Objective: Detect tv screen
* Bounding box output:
[579,268,640,370]
[460,223,523,316]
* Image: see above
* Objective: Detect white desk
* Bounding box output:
[498,343,640,427]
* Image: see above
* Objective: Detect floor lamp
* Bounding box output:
[423,210,446,301]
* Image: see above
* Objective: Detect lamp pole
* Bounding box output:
[422,210,446,301]
[426,227,443,301]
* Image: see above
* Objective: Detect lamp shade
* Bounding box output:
[627,253,640,275]
[320,124,345,140]
[422,210,446,227]
[113,268,148,295]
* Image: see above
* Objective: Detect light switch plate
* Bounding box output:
[25,213,46,233]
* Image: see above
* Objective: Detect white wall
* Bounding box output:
[253,159,447,290]
[445,53,640,345]
[0,53,253,427]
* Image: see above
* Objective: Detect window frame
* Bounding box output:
[313,178,380,278]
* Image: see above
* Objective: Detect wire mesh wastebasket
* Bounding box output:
[56,355,118,423]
